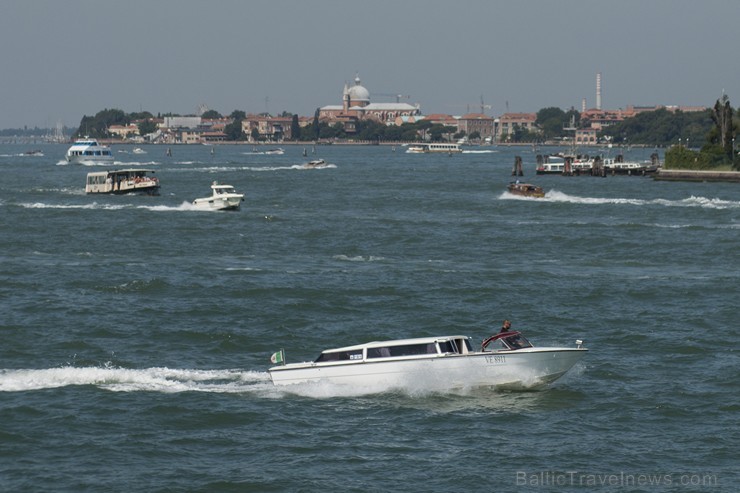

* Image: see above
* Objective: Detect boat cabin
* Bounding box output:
[314,336,474,363]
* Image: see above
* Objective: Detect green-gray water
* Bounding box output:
[1,144,737,491]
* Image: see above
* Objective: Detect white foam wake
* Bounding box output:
[0,366,270,394]
[501,191,740,209]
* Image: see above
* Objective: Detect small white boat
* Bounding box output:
[85,169,160,195]
[268,331,587,390]
[66,138,114,164]
[192,182,244,211]
[264,148,285,155]
[132,147,147,154]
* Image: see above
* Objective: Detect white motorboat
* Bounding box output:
[85,169,160,195]
[132,147,147,154]
[65,138,114,164]
[192,182,244,211]
[268,331,587,390]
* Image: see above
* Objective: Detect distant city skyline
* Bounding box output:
[1,0,738,129]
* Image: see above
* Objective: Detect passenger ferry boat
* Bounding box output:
[268,331,586,389]
[85,169,160,195]
[192,182,244,211]
[65,138,114,164]
[406,143,462,153]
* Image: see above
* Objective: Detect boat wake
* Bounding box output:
[461,149,498,154]
[12,202,235,212]
[501,190,740,210]
[183,164,335,172]
[0,366,275,395]
[16,202,129,210]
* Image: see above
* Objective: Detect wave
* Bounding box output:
[501,190,740,209]
[333,254,386,262]
[0,153,45,157]
[180,163,336,172]
[461,150,498,154]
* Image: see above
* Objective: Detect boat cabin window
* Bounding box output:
[315,349,363,363]
[438,340,457,354]
[367,343,437,359]
[438,338,473,354]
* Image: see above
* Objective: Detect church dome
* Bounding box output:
[347,75,370,103]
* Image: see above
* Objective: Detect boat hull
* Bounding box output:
[269,348,586,390]
[67,155,115,165]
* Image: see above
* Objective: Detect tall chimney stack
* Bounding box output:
[596,72,602,110]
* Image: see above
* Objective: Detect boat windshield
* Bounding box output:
[501,333,533,350]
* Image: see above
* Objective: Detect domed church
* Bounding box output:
[319,74,421,132]
[344,75,371,110]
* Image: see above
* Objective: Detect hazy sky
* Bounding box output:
[1,0,738,129]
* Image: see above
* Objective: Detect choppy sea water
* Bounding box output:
[0,143,737,492]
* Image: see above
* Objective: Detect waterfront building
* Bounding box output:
[107,124,140,139]
[457,113,495,142]
[575,127,597,145]
[496,113,538,141]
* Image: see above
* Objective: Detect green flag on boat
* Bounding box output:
[270,349,284,365]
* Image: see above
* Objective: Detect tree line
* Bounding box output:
[70,99,739,170]
[663,95,739,170]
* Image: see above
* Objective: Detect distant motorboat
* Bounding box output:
[303,159,327,169]
[66,138,114,164]
[264,148,285,155]
[507,181,545,198]
[132,147,147,154]
[192,182,244,211]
